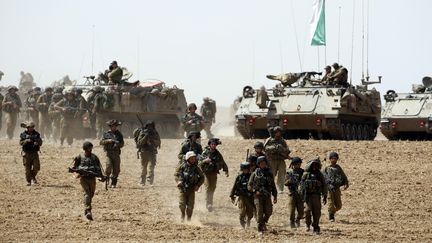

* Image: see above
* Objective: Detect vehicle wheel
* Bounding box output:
[345,124,352,140]
[351,124,358,141]
[357,125,364,140]
[370,127,377,140]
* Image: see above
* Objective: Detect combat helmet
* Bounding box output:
[329,152,339,160]
[240,162,250,170]
[82,141,93,150]
[254,141,264,149]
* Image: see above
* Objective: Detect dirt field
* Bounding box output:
[1,134,432,242]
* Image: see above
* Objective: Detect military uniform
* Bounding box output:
[108,66,123,84]
[200,98,216,138]
[48,89,64,142]
[135,122,161,185]
[25,90,41,129]
[181,112,204,136]
[36,90,53,138]
[92,89,107,139]
[300,160,328,234]
[2,87,22,139]
[198,145,228,211]
[323,163,349,221]
[248,166,277,232]
[178,140,203,162]
[19,125,43,185]
[174,155,204,221]
[329,63,348,86]
[100,121,124,188]
[54,94,80,145]
[285,160,304,228]
[230,166,254,228]
[264,137,290,192]
[74,92,88,139]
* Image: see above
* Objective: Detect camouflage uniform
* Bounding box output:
[181,107,204,136]
[200,98,216,138]
[92,89,107,139]
[19,124,43,185]
[25,89,41,129]
[108,66,123,84]
[2,87,22,139]
[36,89,53,138]
[323,164,349,220]
[300,160,328,234]
[135,122,161,185]
[48,88,64,142]
[264,137,290,192]
[230,166,254,228]
[54,93,80,145]
[74,90,88,139]
[100,121,124,187]
[178,139,203,163]
[329,63,348,86]
[285,159,304,227]
[174,157,204,221]
[198,144,228,211]
[248,166,277,233]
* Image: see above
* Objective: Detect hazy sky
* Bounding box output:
[1,0,431,105]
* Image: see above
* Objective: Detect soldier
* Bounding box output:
[248,156,277,234]
[329,63,349,87]
[285,157,304,228]
[323,152,349,222]
[135,121,161,186]
[107,61,123,84]
[321,65,332,83]
[54,89,79,146]
[174,151,205,222]
[198,138,229,212]
[264,126,290,193]
[0,70,4,81]
[178,131,203,163]
[74,88,88,139]
[48,87,64,142]
[25,87,42,129]
[181,103,204,137]
[300,159,327,234]
[230,162,254,229]
[36,87,53,138]
[91,86,107,139]
[19,121,43,186]
[100,119,124,188]
[200,97,216,138]
[2,86,22,139]
[69,141,106,220]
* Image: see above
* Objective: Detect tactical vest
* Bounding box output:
[102,131,123,152]
[325,166,344,188]
[303,172,322,194]
[253,169,273,196]
[77,153,102,177]
[287,168,303,192]
[20,131,41,153]
[235,173,252,197]
[180,163,201,190]
[200,148,222,174]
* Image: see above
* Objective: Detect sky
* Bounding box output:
[1,0,431,106]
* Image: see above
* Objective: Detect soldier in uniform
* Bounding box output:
[321,65,332,84]
[74,88,88,139]
[25,87,42,129]
[178,131,203,163]
[285,157,304,228]
[135,121,161,186]
[198,138,229,212]
[264,126,290,193]
[2,86,22,139]
[181,103,204,137]
[54,89,79,146]
[100,119,124,188]
[107,61,123,84]
[200,97,216,138]
[174,151,205,222]
[300,159,327,234]
[329,63,349,87]
[19,121,42,186]
[36,87,53,138]
[70,141,106,220]
[230,162,254,229]
[91,86,107,139]
[323,152,349,222]
[248,156,277,234]
[48,87,64,142]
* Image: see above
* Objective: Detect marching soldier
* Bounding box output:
[54,89,79,146]
[181,103,204,137]
[100,119,124,188]
[36,87,53,138]
[2,86,22,139]
[48,87,64,142]
[25,87,42,129]
[200,97,216,138]
[285,157,304,228]
[230,162,254,229]
[19,121,43,186]
[178,131,203,163]
[135,121,161,186]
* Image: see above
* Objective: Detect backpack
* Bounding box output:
[133,128,143,148]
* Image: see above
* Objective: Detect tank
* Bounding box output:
[380,76,432,140]
[236,72,382,140]
[66,75,187,138]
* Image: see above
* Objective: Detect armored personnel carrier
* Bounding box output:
[66,74,187,138]
[236,72,382,140]
[380,77,432,140]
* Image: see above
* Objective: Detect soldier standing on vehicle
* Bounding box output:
[198,138,229,212]
[107,61,123,84]
[100,119,124,188]
[248,156,277,234]
[323,152,349,222]
[54,89,79,146]
[36,87,53,138]
[19,121,42,186]
[285,157,304,228]
[174,151,204,222]
[181,103,204,137]
[321,65,332,84]
[178,131,203,163]
[25,87,42,129]
[300,159,327,234]
[2,86,22,139]
[69,141,106,220]
[135,121,161,186]
[329,63,349,87]
[48,87,64,142]
[200,97,216,138]
[264,126,290,193]
[230,162,254,229]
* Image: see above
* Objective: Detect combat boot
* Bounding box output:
[313,226,320,235]
[85,209,93,221]
[181,211,186,223]
[306,224,311,232]
[110,177,117,188]
[26,180,31,186]
[139,177,145,186]
[290,221,296,229]
[295,219,301,228]
[240,220,246,230]
[207,204,213,212]
[329,213,335,222]
[246,219,251,228]
[186,208,193,221]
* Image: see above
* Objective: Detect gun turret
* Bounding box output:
[267,72,322,87]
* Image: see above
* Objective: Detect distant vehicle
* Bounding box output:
[381,76,432,140]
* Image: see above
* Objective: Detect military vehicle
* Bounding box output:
[235,72,382,140]
[380,77,432,140]
[66,73,187,138]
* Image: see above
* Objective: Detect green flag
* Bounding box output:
[310,0,326,46]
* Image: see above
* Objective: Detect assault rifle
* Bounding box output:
[68,167,108,190]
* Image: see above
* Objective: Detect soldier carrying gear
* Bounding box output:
[3,85,22,139]
[48,87,64,142]
[328,62,349,87]
[135,121,161,186]
[70,141,106,221]
[230,161,254,229]
[36,87,54,138]
[181,103,204,137]
[200,97,217,138]
[20,121,43,186]
[100,119,124,188]
[300,159,328,234]
[107,60,123,85]
[285,156,305,228]
[54,89,80,146]
[323,152,349,222]
[178,131,203,163]
[198,138,229,212]
[174,151,205,222]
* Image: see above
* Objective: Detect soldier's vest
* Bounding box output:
[253,168,273,196]
[235,173,252,197]
[180,163,201,189]
[303,172,322,194]
[134,128,159,153]
[77,153,102,177]
[20,131,41,153]
[62,99,79,118]
[200,148,222,174]
[102,131,123,152]
[3,94,21,113]
[287,168,303,192]
[181,141,202,157]
[38,94,52,113]
[325,166,343,188]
